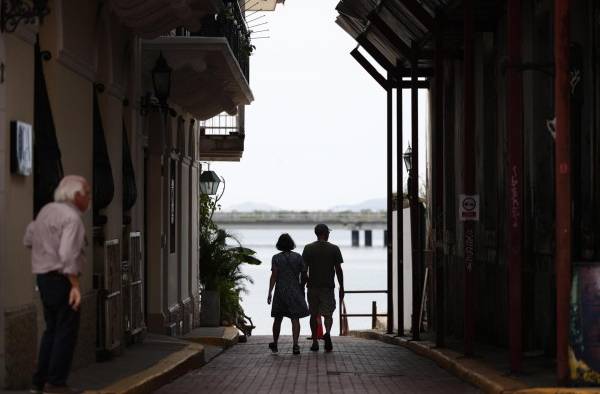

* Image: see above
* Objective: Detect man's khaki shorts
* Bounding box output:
[307,287,336,316]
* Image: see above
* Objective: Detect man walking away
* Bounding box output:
[302,223,344,352]
[24,175,90,394]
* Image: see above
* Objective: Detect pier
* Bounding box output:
[213,210,387,229]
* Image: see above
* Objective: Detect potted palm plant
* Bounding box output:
[199,195,261,328]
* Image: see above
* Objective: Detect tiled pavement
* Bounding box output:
[157,335,481,393]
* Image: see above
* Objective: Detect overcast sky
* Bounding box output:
[214,0,429,211]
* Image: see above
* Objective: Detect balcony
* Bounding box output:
[141,0,253,120]
[190,0,250,83]
[111,0,224,39]
[199,110,245,161]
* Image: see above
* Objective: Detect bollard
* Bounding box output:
[372,301,377,329]
[352,230,359,247]
[365,229,372,247]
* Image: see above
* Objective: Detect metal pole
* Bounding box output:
[463,0,475,357]
[507,0,523,373]
[433,16,445,348]
[396,66,404,336]
[339,296,343,336]
[372,301,377,329]
[410,41,421,341]
[554,0,571,384]
[387,72,395,335]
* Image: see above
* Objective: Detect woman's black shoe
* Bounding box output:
[310,342,319,351]
[293,344,300,355]
[268,342,278,353]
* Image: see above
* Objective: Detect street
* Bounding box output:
[157,336,480,393]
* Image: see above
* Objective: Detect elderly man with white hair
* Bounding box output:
[24,175,90,394]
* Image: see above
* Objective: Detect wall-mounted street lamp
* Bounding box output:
[403,144,412,173]
[152,52,172,108]
[1,0,50,33]
[199,169,221,196]
[141,52,174,116]
[200,163,226,203]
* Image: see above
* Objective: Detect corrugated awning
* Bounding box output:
[335,0,449,70]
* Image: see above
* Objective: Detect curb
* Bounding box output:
[350,330,599,394]
[184,326,239,349]
[84,342,205,394]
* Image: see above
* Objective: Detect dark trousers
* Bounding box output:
[33,273,80,387]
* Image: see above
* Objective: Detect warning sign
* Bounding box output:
[459,194,479,221]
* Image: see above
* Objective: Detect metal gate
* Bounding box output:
[103,239,122,351]
[129,232,144,335]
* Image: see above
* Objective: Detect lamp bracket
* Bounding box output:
[1,0,50,33]
[139,92,177,117]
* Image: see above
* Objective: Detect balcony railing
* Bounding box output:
[174,0,250,82]
[199,111,242,136]
[198,111,245,161]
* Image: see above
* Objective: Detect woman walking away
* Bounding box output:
[267,233,309,355]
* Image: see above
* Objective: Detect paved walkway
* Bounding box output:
[157,335,481,393]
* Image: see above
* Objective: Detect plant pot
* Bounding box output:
[200,290,221,327]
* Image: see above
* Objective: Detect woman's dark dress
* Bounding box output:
[271,251,310,319]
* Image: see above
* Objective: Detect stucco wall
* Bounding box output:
[0,27,39,388]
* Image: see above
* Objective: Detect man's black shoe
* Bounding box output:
[324,333,333,352]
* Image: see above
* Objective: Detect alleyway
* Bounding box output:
[157,336,480,393]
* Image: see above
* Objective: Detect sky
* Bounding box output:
[213,0,429,211]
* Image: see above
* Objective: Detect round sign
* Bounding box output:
[462,197,476,211]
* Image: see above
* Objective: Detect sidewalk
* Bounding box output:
[1,330,229,394]
[155,335,480,393]
[351,330,600,394]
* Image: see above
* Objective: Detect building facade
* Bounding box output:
[337,0,600,386]
[0,0,283,388]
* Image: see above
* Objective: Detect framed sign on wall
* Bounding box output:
[10,121,33,176]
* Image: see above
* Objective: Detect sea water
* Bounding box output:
[221,225,388,336]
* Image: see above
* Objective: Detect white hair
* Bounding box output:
[54,175,88,203]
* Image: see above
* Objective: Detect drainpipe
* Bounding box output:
[463,0,475,357]
[410,41,421,341]
[433,15,445,348]
[396,64,404,336]
[507,0,523,373]
[387,71,395,335]
[554,0,571,385]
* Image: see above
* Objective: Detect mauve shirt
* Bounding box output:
[23,202,86,276]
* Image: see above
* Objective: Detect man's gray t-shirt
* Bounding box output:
[302,240,343,289]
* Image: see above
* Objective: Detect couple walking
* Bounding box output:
[267,224,344,355]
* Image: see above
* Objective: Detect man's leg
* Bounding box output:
[323,315,333,335]
[46,277,80,386]
[32,275,57,389]
[309,314,318,348]
[307,288,319,349]
[323,288,336,352]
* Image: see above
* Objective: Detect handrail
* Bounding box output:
[339,289,388,336]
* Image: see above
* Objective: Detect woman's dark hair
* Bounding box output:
[276,233,296,251]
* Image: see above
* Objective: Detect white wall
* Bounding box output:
[392,208,412,333]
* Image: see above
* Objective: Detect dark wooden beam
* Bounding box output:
[396,0,435,32]
[368,12,412,60]
[351,47,389,90]
[357,33,397,73]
